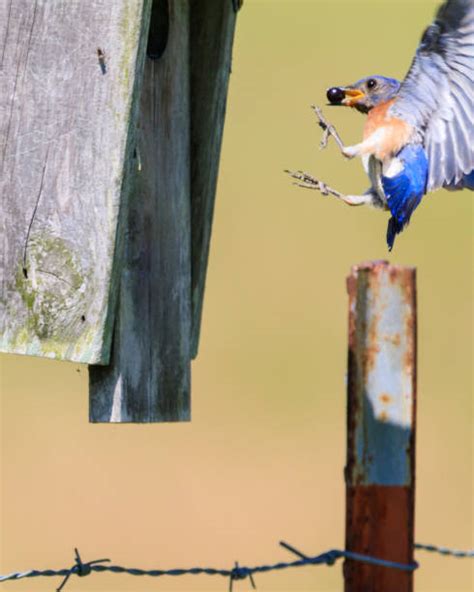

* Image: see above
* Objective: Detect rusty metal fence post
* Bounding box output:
[344,261,417,592]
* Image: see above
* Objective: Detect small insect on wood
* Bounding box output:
[97,48,107,74]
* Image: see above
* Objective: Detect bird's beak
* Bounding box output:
[341,87,365,106]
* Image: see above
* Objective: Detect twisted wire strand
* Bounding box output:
[0,541,471,590]
[415,543,474,558]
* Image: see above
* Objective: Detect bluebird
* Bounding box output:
[288,0,473,249]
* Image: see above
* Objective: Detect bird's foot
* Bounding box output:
[286,169,376,207]
[285,169,344,198]
[311,105,346,153]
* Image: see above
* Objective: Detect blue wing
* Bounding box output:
[389,0,474,192]
[383,144,428,250]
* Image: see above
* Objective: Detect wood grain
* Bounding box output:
[190,0,237,357]
[0,0,150,363]
[1,0,238,421]
[89,0,191,422]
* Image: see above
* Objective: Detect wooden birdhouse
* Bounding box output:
[0,0,240,422]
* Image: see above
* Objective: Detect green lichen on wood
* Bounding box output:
[16,235,88,341]
[8,233,104,362]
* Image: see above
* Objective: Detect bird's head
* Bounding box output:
[326,76,401,113]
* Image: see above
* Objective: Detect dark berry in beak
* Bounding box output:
[327,87,345,104]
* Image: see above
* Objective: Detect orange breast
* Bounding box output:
[363,99,413,161]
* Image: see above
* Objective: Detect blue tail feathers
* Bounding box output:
[382,144,428,250]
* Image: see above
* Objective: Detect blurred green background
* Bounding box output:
[1,1,472,590]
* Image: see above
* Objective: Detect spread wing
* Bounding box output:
[389,0,474,192]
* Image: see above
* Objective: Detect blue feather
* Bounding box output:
[382,144,428,250]
[445,169,474,191]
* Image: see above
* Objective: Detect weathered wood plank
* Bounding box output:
[0,0,151,363]
[344,261,417,592]
[190,0,238,357]
[89,0,191,422]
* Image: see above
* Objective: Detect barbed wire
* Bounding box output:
[1,540,472,591]
[414,543,474,558]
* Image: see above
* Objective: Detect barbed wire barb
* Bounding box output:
[56,549,110,592]
[229,562,256,592]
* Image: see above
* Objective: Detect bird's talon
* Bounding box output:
[319,130,330,150]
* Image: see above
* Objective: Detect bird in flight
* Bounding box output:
[287,0,473,250]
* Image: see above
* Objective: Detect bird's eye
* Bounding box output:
[367,79,377,90]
